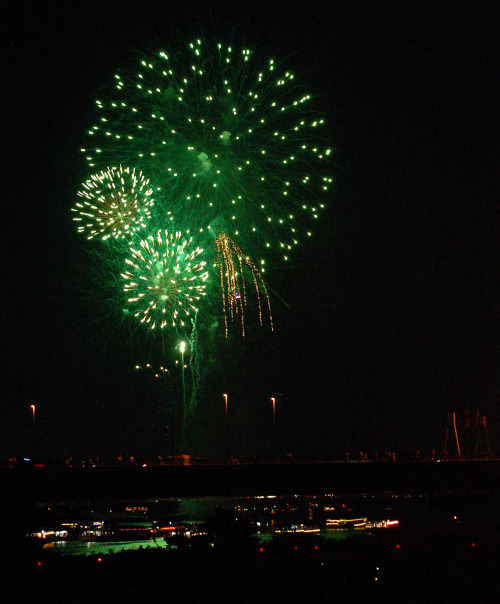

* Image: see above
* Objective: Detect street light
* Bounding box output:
[223,393,228,457]
[30,404,36,457]
[271,397,276,457]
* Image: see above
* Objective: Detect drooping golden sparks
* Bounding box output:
[215,233,273,337]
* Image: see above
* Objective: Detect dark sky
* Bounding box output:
[2,1,498,460]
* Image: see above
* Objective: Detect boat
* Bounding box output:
[326,518,367,529]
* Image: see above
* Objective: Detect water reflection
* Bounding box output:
[27,493,401,556]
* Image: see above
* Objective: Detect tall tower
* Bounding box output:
[443,411,492,460]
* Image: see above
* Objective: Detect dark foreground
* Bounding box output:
[2,462,499,602]
[5,527,500,603]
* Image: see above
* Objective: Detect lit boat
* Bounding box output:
[326,518,367,529]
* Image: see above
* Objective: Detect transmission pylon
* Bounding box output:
[443,411,491,460]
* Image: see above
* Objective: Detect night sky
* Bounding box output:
[2,1,498,460]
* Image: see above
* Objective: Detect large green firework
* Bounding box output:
[72,165,155,241]
[81,38,333,270]
[122,229,209,331]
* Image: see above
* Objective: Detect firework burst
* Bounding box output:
[122,229,208,331]
[81,38,333,269]
[72,165,155,241]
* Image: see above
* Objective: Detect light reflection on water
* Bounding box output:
[45,539,169,556]
[45,528,361,556]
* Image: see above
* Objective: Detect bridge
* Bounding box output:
[2,460,500,503]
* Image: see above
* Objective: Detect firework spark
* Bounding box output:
[215,232,273,337]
